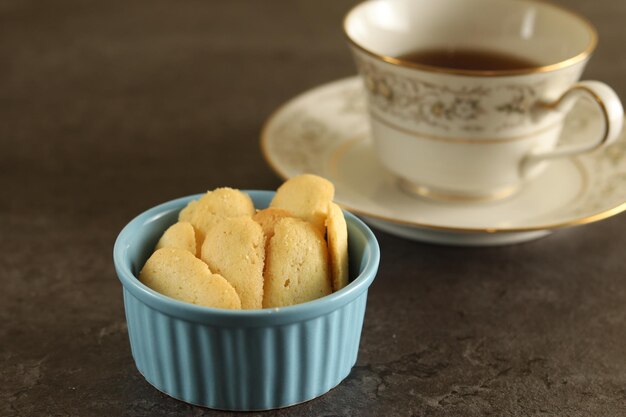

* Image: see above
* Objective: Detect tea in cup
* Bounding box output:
[344,0,623,201]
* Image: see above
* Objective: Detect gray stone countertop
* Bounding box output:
[1,0,625,416]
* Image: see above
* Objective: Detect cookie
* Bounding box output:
[179,187,255,248]
[263,217,332,308]
[155,221,196,255]
[326,202,349,291]
[200,216,265,309]
[139,247,241,309]
[180,187,255,219]
[252,207,294,241]
[269,174,335,232]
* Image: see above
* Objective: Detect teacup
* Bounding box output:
[344,0,623,201]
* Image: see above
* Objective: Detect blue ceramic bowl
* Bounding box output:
[113,190,380,410]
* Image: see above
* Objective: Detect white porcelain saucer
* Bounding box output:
[261,77,626,246]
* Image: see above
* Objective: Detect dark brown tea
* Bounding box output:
[397,48,539,71]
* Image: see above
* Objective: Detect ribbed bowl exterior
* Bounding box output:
[123,288,367,410]
[114,191,380,410]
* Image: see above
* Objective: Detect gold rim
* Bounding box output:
[332,197,626,235]
[343,0,598,77]
[259,78,626,235]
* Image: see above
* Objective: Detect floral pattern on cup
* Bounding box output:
[356,58,547,133]
[264,79,626,222]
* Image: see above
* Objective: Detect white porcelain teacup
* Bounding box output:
[344,0,623,201]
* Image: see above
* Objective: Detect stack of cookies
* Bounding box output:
[139,174,349,309]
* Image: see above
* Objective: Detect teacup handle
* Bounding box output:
[522,81,624,174]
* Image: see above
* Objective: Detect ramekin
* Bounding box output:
[113,190,380,410]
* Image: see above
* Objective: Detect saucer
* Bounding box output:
[261,77,626,246]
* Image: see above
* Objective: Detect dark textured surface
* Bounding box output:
[2,0,626,416]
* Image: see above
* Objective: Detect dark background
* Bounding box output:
[1,0,625,416]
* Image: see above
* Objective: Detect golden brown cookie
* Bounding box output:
[263,217,332,308]
[179,188,255,249]
[155,221,197,255]
[200,216,265,309]
[326,202,349,291]
[269,174,335,232]
[252,207,294,241]
[139,247,241,309]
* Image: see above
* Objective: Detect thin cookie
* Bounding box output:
[326,202,349,291]
[269,174,335,232]
[179,188,255,249]
[155,221,197,255]
[139,247,241,309]
[200,216,265,309]
[252,207,294,241]
[263,217,332,308]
